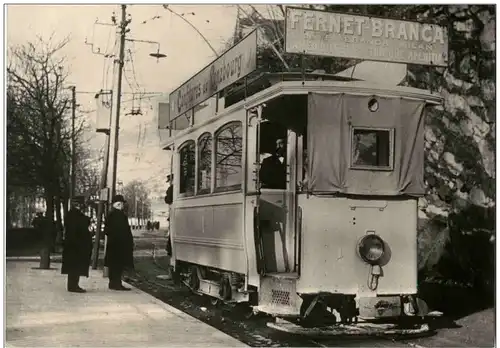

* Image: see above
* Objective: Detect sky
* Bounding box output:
[6,4,242,196]
[5,3,408,199]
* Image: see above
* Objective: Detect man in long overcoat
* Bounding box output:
[104,194,134,291]
[61,196,92,293]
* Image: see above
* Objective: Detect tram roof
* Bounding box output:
[161,73,442,150]
[241,79,443,110]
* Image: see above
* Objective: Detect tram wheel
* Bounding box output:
[219,276,232,301]
[188,266,200,291]
[172,267,182,285]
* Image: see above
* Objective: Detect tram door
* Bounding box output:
[250,109,298,275]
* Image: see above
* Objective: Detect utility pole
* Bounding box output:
[92,91,112,270]
[70,86,76,205]
[103,4,128,276]
[110,4,128,202]
[135,194,138,217]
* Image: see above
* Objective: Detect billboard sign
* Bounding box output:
[169,29,258,119]
[285,7,448,67]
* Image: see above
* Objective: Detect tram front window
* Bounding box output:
[352,128,393,169]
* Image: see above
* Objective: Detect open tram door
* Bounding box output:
[247,95,308,277]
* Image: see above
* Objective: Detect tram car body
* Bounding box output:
[163,73,442,326]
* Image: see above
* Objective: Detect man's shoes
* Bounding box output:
[109,284,131,291]
[68,287,86,293]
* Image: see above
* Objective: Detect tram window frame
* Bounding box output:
[178,140,196,197]
[197,132,213,195]
[214,121,243,192]
[350,127,395,171]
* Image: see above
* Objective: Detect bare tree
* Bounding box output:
[122,180,152,222]
[7,35,84,268]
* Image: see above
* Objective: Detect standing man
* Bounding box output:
[164,174,173,257]
[259,138,287,189]
[104,194,134,291]
[61,196,93,293]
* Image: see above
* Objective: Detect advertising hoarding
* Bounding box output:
[285,7,448,67]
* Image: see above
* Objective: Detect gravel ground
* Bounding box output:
[124,256,439,348]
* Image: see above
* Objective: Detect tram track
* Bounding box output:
[125,247,431,348]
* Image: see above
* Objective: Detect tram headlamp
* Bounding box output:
[357,234,385,265]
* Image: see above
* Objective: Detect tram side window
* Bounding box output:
[351,128,394,169]
[215,122,243,191]
[197,133,213,194]
[179,141,196,196]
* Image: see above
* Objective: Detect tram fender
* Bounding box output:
[358,296,402,318]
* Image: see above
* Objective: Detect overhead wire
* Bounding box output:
[101,24,115,92]
[89,7,174,187]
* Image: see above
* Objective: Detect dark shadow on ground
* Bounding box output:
[418,280,494,321]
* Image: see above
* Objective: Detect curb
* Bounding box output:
[6,252,168,262]
[6,256,62,262]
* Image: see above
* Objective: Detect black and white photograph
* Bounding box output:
[4,3,497,347]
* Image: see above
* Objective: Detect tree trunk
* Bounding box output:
[6,190,12,229]
[55,196,64,252]
[62,195,69,238]
[39,187,55,269]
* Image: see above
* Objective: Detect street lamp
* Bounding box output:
[125,38,167,63]
[150,48,167,62]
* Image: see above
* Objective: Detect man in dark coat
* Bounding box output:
[164,174,173,256]
[61,196,92,293]
[259,138,287,189]
[104,194,134,291]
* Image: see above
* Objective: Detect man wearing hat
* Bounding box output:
[164,174,173,255]
[61,196,93,293]
[259,138,287,189]
[104,194,134,291]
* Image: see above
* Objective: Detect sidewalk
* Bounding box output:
[6,261,247,347]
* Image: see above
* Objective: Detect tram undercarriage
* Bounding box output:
[175,260,435,337]
[174,261,255,304]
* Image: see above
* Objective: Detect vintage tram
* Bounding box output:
[160,71,442,331]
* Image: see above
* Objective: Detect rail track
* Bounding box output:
[125,245,433,348]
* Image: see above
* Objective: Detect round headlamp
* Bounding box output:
[357,234,385,265]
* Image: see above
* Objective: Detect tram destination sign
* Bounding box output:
[169,29,258,119]
[285,7,448,67]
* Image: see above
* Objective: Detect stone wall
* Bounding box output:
[405,5,495,287]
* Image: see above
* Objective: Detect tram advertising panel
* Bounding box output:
[169,29,258,120]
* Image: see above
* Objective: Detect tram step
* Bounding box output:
[265,272,299,279]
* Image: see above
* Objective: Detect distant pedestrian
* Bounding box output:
[61,196,92,293]
[33,211,50,240]
[104,194,134,291]
[164,174,173,257]
[32,211,44,231]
